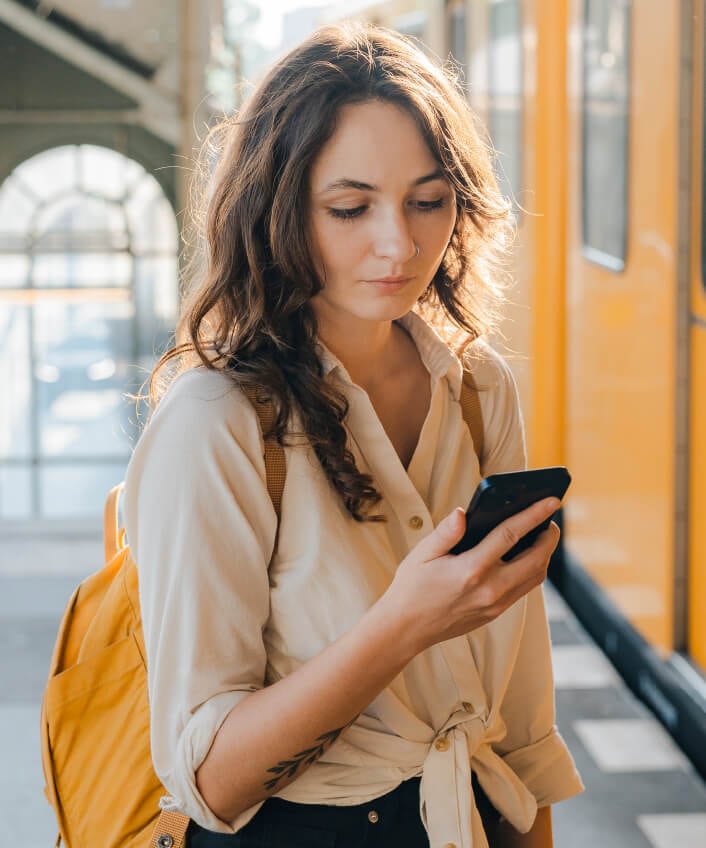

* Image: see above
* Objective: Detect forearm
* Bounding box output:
[496,806,553,848]
[195,595,417,823]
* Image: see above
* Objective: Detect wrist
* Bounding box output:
[367,591,425,666]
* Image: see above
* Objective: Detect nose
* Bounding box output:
[372,208,417,264]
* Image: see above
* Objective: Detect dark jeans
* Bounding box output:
[187,775,501,847]
[186,777,429,847]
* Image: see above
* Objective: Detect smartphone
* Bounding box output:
[449,466,571,561]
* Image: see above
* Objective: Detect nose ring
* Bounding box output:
[414,243,420,258]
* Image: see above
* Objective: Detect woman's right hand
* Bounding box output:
[380,497,561,653]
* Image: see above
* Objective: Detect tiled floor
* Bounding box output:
[572,718,692,773]
[551,644,621,689]
[637,813,706,848]
[545,583,706,848]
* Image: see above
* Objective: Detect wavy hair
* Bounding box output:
[150,22,512,521]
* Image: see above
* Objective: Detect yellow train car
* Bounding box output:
[500,0,706,779]
[358,0,706,777]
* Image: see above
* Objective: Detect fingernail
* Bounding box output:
[545,497,560,512]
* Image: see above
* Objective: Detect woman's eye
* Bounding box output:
[415,198,446,212]
[328,206,366,221]
[326,197,446,222]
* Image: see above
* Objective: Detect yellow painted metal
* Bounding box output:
[689,2,706,672]
[563,0,680,653]
[467,0,567,466]
[524,0,567,468]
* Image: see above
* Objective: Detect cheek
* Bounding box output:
[418,201,456,243]
[316,218,367,272]
[309,217,339,278]
[436,210,457,256]
[421,220,452,259]
[425,212,457,272]
[442,204,458,239]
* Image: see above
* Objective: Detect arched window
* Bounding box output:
[0,145,178,520]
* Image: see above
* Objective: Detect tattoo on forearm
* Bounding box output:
[263,720,355,791]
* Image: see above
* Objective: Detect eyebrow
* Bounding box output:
[318,169,446,195]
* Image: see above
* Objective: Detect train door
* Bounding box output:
[563,0,682,653]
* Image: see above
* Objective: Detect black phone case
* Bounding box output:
[449,466,571,560]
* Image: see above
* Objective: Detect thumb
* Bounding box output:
[416,508,466,563]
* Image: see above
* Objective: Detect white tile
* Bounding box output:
[637,814,706,848]
[573,718,692,772]
[552,644,621,689]
[543,584,570,621]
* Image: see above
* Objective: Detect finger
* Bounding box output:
[489,526,559,608]
[415,507,467,562]
[474,497,561,562]
[502,520,561,564]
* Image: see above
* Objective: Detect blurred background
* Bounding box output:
[1,1,705,846]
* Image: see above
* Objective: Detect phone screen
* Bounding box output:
[449,466,571,560]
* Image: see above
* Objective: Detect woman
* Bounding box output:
[123,22,583,848]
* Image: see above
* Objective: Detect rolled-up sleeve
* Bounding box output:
[123,369,278,832]
[493,586,584,805]
[471,344,584,805]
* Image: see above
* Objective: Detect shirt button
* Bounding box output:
[434,737,450,752]
[409,515,424,530]
[462,701,473,713]
[367,810,379,823]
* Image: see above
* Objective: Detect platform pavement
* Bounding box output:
[2,533,705,847]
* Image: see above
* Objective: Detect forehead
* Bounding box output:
[309,99,439,188]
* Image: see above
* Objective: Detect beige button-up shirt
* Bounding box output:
[123,312,583,848]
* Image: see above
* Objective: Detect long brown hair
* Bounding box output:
[151,22,512,521]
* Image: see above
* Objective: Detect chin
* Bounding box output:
[357,300,416,324]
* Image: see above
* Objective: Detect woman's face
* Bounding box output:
[308,99,457,329]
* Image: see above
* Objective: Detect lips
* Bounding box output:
[365,275,414,284]
[364,278,414,294]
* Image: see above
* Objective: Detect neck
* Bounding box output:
[315,312,400,390]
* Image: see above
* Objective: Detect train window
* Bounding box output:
[488,0,523,209]
[582,0,631,271]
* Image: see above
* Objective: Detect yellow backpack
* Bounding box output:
[40,389,286,848]
[40,375,483,848]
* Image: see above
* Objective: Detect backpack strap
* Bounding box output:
[460,367,484,469]
[149,809,190,848]
[242,387,286,522]
[104,482,125,562]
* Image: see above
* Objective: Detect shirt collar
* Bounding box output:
[316,311,464,400]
